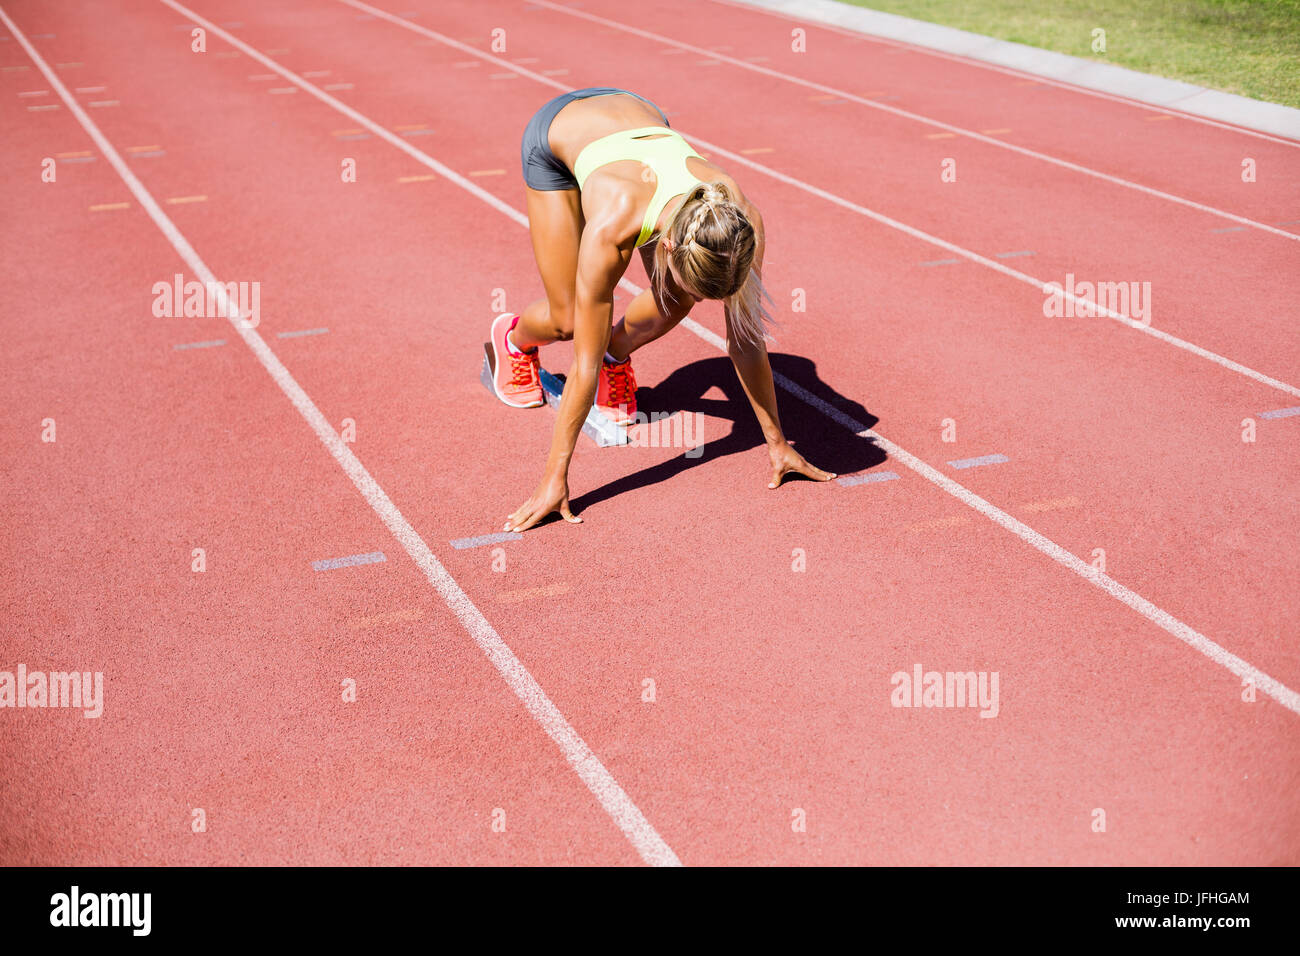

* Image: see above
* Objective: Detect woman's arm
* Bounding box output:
[505,224,630,532]
[725,203,836,488]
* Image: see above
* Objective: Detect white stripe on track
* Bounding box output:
[704,0,1300,150]
[0,3,681,868]
[338,0,1300,401]
[153,0,1300,716]
[522,0,1300,242]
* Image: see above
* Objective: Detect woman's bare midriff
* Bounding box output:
[546,93,672,171]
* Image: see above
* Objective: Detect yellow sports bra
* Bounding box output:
[573,127,705,248]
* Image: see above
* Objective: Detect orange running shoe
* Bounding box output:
[487,313,544,408]
[596,356,637,425]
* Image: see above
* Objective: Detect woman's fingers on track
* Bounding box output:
[504,498,582,533]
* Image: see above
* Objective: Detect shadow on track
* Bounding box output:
[568,352,887,514]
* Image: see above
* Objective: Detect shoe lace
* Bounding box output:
[605,361,635,407]
[508,349,540,389]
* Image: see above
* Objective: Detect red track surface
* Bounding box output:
[2,0,1297,865]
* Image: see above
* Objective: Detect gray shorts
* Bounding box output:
[520,87,670,191]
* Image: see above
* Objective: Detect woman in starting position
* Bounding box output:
[488,87,833,532]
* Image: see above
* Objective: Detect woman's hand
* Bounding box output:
[767,440,835,489]
[505,471,582,533]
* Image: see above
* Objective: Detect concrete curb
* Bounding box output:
[723,0,1300,142]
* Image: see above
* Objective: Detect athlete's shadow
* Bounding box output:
[569,352,887,513]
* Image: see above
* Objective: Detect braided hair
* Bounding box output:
[652,181,774,349]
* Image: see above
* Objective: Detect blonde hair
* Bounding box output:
[652,181,774,349]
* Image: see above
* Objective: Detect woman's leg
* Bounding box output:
[607,243,694,360]
[512,186,584,351]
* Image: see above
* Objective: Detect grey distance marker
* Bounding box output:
[1260,406,1300,420]
[173,339,226,350]
[920,258,960,266]
[948,454,1009,470]
[451,532,523,550]
[837,470,901,487]
[312,551,386,571]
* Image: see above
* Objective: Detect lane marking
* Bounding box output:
[393,123,427,130]
[277,327,330,338]
[489,72,517,80]
[541,68,569,76]
[1212,226,1245,233]
[172,339,227,350]
[1260,406,1300,420]
[524,0,1300,240]
[348,607,423,629]
[74,85,106,93]
[498,583,571,604]
[17,89,48,96]
[925,131,956,139]
[451,532,523,550]
[126,144,162,152]
[313,551,387,571]
[920,257,960,266]
[87,99,119,107]
[837,470,900,486]
[166,194,207,204]
[15,1,681,869]
[981,127,1012,134]
[469,168,505,177]
[994,249,1033,258]
[1145,114,1174,122]
[740,147,774,154]
[89,201,129,211]
[322,82,354,90]
[26,103,58,111]
[949,453,1010,469]
[329,0,1300,402]
[397,173,436,182]
[150,0,1300,720]
[1021,495,1081,514]
[131,150,166,158]
[269,87,297,94]
[56,150,93,157]
[302,70,332,77]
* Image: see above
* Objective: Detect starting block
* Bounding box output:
[480,343,627,447]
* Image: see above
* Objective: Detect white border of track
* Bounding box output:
[152,0,1300,716]
[0,4,682,868]
[719,0,1300,143]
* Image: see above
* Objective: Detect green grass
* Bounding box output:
[835,0,1300,108]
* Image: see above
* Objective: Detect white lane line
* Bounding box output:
[704,0,1300,150]
[522,0,1299,242]
[333,0,1300,403]
[5,3,681,869]
[154,2,1300,718]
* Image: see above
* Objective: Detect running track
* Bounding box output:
[2,0,1297,866]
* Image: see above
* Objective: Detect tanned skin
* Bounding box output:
[505,94,833,533]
